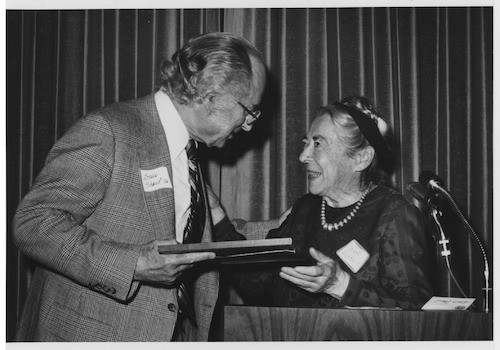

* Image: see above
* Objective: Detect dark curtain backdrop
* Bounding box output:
[6,8,493,340]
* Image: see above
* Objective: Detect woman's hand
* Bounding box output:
[279,247,350,299]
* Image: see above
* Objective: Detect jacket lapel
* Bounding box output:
[133,93,214,244]
[138,135,175,241]
[135,94,176,241]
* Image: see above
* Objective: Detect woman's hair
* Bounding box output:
[160,32,262,105]
[317,96,394,187]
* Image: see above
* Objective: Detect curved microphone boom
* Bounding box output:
[418,170,490,313]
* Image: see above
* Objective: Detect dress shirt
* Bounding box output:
[154,90,191,243]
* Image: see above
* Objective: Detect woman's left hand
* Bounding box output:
[279,247,350,299]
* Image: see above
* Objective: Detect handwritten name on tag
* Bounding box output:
[336,239,370,273]
[140,167,172,192]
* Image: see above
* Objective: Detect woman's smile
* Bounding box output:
[306,169,322,178]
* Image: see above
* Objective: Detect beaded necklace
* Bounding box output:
[320,186,372,232]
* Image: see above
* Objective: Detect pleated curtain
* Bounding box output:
[6,8,492,340]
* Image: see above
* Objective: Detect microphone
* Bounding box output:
[406,182,429,203]
[406,181,443,209]
[417,170,491,312]
[419,170,445,192]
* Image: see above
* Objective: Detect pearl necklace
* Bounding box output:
[321,187,372,231]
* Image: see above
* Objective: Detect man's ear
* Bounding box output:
[198,90,216,105]
[355,146,375,172]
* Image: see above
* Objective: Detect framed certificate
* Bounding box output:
[158,238,307,265]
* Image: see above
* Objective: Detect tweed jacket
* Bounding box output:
[13,93,219,341]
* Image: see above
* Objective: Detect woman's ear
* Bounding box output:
[355,146,375,172]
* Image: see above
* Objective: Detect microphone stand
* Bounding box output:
[428,208,468,299]
[428,185,490,313]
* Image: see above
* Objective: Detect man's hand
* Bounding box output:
[134,239,216,285]
[206,185,226,225]
[278,207,292,225]
[279,247,350,299]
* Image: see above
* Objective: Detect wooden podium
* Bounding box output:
[223,305,492,341]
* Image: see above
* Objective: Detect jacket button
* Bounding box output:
[105,286,116,294]
[167,303,176,312]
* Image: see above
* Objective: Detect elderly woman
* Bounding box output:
[212,96,433,310]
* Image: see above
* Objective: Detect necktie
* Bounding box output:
[183,139,205,243]
[177,139,204,329]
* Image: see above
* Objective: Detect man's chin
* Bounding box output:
[203,138,222,148]
[212,138,228,148]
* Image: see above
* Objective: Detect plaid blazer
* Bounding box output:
[13,93,219,341]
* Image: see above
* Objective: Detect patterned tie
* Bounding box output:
[183,139,205,243]
[177,139,204,329]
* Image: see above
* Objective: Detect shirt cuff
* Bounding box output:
[326,269,350,300]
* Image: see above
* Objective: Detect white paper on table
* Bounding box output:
[421,296,475,310]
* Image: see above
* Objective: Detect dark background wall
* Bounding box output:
[6,8,493,340]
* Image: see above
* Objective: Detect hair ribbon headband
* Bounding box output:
[333,101,390,168]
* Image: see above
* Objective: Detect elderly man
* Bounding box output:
[13,32,266,342]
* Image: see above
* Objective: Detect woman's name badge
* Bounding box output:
[336,239,370,273]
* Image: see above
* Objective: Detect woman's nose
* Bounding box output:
[299,146,311,163]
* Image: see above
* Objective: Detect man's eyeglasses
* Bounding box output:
[237,102,261,125]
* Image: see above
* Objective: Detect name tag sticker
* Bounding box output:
[336,239,370,273]
[140,167,172,192]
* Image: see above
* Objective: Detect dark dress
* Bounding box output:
[215,185,433,310]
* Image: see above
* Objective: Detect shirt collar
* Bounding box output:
[154,90,189,159]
